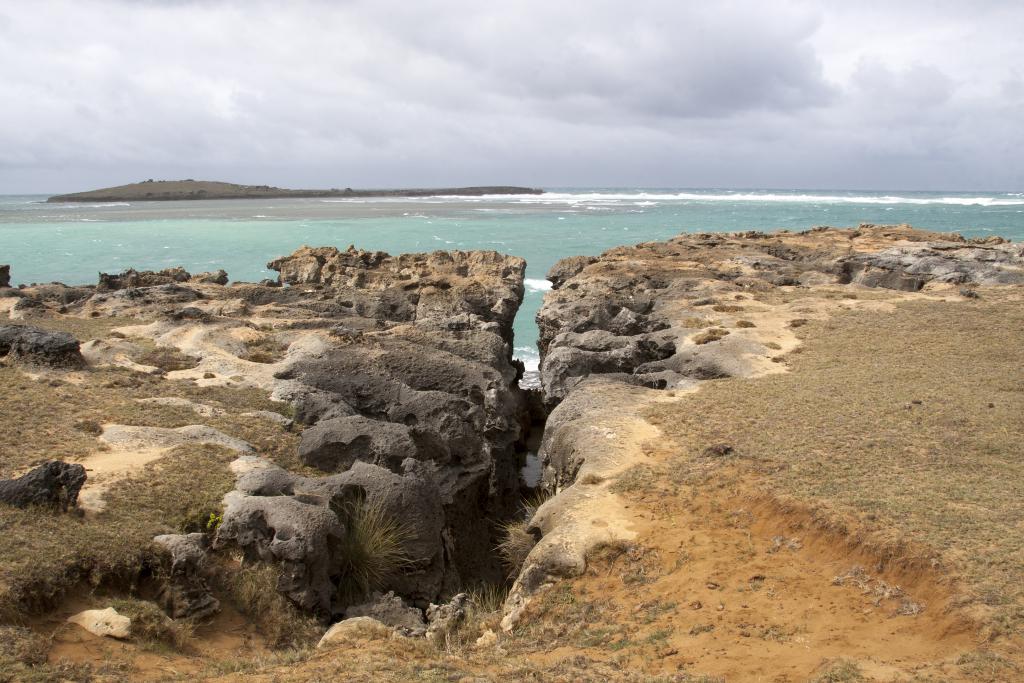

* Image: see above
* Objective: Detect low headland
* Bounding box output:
[0,225,1023,680]
[46,179,544,203]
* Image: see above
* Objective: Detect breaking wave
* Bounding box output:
[476,191,1024,207]
[524,278,552,293]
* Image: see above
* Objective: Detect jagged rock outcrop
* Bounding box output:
[0,324,84,367]
[262,246,529,587]
[0,461,86,511]
[425,592,469,643]
[536,225,1024,408]
[839,240,1024,290]
[11,244,530,617]
[98,267,192,291]
[0,264,9,288]
[153,533,220,620]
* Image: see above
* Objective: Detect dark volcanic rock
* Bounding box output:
[0,324,83,367]
[0,264,9,288]
[0,461,86,511]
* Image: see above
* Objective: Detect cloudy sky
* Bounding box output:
[1,0,1021,193]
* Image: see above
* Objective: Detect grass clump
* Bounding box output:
[239,335,288,364]
[809,659,865,682]
[497,520,537,579]
[333,495,413,604]
[109,597,194,650]
[0,625,49,670]
[496,493,549,579]
[692,328,729,345]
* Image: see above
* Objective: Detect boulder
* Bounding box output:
[317,616,394,648]
[298,415,419,473]
[66,607,131,639]
[153,533,220,620]
[0,461,86,511]
[0,264,9,288]
[214,491,346,618]
[345,592,426,637]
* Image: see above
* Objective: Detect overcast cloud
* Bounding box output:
[0,0,1021,192]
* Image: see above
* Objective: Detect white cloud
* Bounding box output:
[0,0,1020,192]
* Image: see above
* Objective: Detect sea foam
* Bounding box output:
[473,191,1024,207]
[525,278,552,293]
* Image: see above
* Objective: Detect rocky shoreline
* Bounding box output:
[1,224,1023,678]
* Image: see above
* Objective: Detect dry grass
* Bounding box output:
[0,444,236,619]
[809,659,865,683]
[13,315,143,342]
[216,563,322,650]
[0,363,299,478]
[109,596,194,650]
[646,298,1024,637]
[135,344,200,372]
[496,493,550,579]
[691,328,729,345]
[497,520,537,579]
[238,334,289,364]
[333,495,414,605]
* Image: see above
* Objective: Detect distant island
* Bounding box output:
[46,179,544,202]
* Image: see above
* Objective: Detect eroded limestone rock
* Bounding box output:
[153,533,220,620]
[67,607,131,639]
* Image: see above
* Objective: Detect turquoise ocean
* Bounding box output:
[2,189,1023,370]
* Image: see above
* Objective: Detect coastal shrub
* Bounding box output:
[334,495,413,604]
